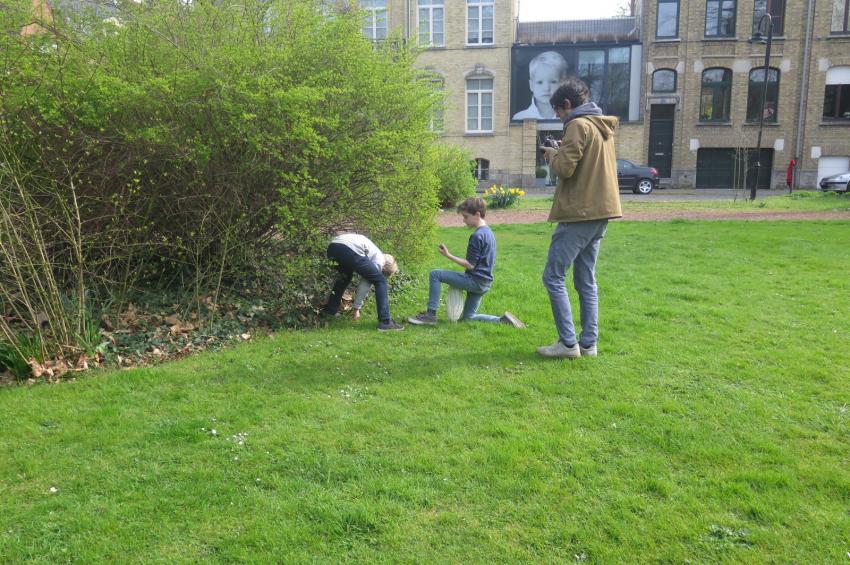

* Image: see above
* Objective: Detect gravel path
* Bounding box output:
[437,208,850,227]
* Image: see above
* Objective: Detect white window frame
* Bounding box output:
[656,0,680,39]
[362,0,387,40]
[418,0,444,47]
[833,0,850,33]
[466,0,494,46]
[473,158,489,180]
[465,76,494,133]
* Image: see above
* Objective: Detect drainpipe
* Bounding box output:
[405,0,410,40]
[794,0,816,189]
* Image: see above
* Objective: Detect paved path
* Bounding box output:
[439,192,850,227]
[522,187,794,201]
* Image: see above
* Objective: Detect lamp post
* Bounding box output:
[748,12,774,201]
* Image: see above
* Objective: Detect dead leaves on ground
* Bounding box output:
[3,295,274,386]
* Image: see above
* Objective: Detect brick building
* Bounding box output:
[397,0,645,188]
[363,0,850,190]
[643,0,850,189]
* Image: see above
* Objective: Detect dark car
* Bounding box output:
[819,171,850,193]
[617,159,659,194]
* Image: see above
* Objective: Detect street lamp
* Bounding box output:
[748,12,773,201]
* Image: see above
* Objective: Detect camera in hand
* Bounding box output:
[540,135,556,155]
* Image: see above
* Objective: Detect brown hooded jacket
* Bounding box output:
[548,113,623,223]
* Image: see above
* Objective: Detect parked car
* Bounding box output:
[617,159,659,194]
[819,171,850,193]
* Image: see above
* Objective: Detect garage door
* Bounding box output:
[818,156,850,185]
[696,148,773,189]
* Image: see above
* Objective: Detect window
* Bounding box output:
[578,50,605,102]
[575,48,632,119]
[652,69,677,92]
[753,0,784,36]
[473,158,489,180]
[466,77,493,132]
[705,0,736,37]
[823,66,850,120]
[699,68,732,121]
[605,47,631,118]
[656,0,680,38]
[418,0,444,46]
[362,0,387,40]
[467,0,494,45]
[429,76,445,132]
[746,67,780,122]
[832,0,850,33]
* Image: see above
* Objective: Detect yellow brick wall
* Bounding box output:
[616,123,645,163]
[412,0,524,186]
[643,0,850,188]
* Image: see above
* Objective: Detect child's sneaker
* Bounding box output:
[579,344,597,357]
[377,319,405,331]
[536,341,580,359]
[407,311,437,326]
[500,311,526,328]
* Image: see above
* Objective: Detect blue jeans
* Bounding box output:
[542,220,608,347]
[326,243,391,323]
[427,270,500,323]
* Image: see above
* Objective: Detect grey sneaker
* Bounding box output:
[579,344,597,357]
[537,341,580,359]
[407,311,437,326]
[500,311,526,328]
[377,319,404,331]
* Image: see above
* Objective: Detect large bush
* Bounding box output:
[430,143,477,208]
[0,0,441,362]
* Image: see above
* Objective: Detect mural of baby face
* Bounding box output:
[529,63,562,118]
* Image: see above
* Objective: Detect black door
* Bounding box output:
[648,104,674,178]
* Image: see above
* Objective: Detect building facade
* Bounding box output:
[368,0,850,190]
[394,0,645,188]
[642,0,850,189]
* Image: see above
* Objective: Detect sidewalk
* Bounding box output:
[518,187,792,201]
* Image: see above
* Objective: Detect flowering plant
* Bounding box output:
[484,185,525,209]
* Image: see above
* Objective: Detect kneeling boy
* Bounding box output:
[407,197,524,327]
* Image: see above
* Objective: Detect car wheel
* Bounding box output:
[634,178,654,194]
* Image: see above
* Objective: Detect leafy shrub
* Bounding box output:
[0,0,443,357]
[484,186,525,209]
[430,144,477,208]
[536,167,548,179]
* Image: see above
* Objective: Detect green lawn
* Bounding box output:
[2,219,849,563]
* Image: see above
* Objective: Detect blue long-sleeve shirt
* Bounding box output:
[466,225,496,283]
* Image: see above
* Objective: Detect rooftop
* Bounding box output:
[516,17,640,44]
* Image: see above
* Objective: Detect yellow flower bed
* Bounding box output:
[484,185,525,209]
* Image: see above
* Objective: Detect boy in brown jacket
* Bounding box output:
[538,78,622,359]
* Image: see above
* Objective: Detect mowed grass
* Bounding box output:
[1,219,849,563]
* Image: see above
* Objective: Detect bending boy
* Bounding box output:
[408,197,524,328]
[324,233,403,331]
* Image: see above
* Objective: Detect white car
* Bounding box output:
[820,171,850,193]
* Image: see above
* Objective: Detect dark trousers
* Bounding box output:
[326,243,391,323]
